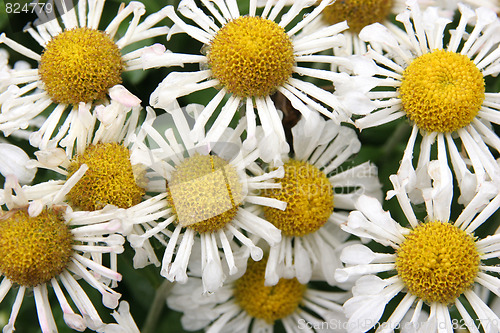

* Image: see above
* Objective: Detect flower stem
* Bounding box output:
[142,279,174,333]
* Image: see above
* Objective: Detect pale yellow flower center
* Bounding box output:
[396,221,480,304]
[263,159,334,237]
[207,16,295,97]
[0,209,73,287]
[67,143,145,211]
[39,27,123,105]
[321,0,394,33]
[399,50,485,133]
[234,258,306,323]
[166,154,243,233]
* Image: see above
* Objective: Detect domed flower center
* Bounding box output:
[234,258,306,323]
[67,143,145,211]
[0,208,73,287]
[166,154,243,233]
[39,27,124,105]
[399,49,485,133]
[396,221,480,304]
[321,0,393,33]
[207,16,295,97]
[263,159,333,237]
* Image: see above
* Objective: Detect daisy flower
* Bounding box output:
[125,102,285,292]
[0,175,125,333]
[23,102,167,270]
[348,1,500,204]
[254,113,382,286]
[335,145,500,333]
[26,102,148,214]
[142,0,353,151]
[0,0,169,149]
[167,254,349,333]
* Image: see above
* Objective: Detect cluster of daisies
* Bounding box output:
[1,0,500,332]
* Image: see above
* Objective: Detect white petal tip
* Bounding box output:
[109,85,141,107]
[103,293,121,309]
[334,269,349,283]
[63,313,86,332]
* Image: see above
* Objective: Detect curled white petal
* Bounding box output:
[109,85,141,108]
[0,143,36,184]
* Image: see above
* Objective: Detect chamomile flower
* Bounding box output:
[256,113,382,286]
[335,147,500,333]
[142,0,353,152]
[125,102,284,293]
[0,0,169,149]
[21,102,169,273]
[349,1,500,204]
[167,254,349,333]
[26,102,148,215]
[0,175,125,333]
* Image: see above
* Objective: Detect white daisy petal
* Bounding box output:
[0,143,36,184]
[0,1,169,148]
[0,177,124,332]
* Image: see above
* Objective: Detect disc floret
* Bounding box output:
[0,208,73,287]
[263,159,334,237]
[166,154,243,233]
[234,258,306,323]
[39,27,124,105]
[399,49,485,133]
[67,143,145,211]
[321,0,394,33]
[396,221,480,304]
[207,16,295,97]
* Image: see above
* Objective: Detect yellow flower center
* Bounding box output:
[67,143,145,211]
[0,208,73,287]
[321,0,394,33]
[263,159,333,237]
[39,27,124,105]
[399,50,485,133]
[396,221,480,304]
[207,16,295,97]
[166,154,243,233]
[234,258,306,324]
